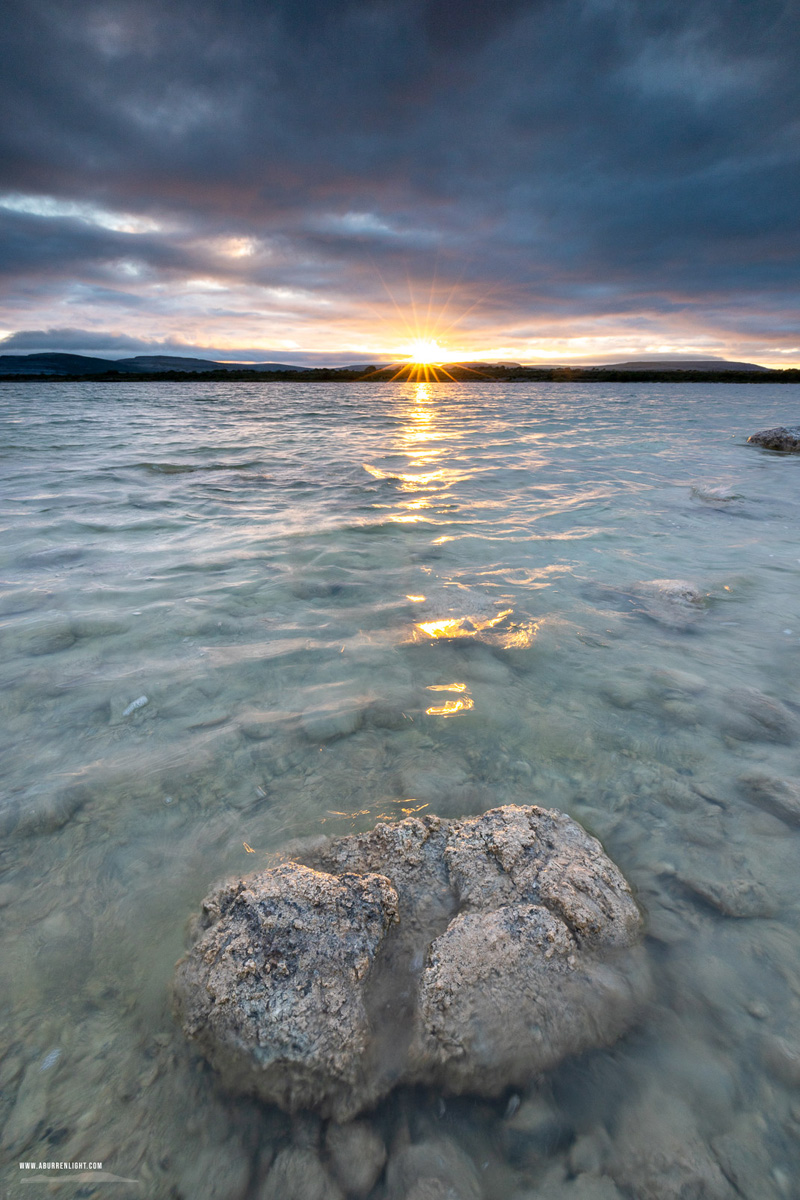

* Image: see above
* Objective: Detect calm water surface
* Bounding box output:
[1,381,799,1198]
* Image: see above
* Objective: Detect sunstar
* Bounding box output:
[409,338,446,364]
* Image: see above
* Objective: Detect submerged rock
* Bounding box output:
[173,806,647,1120]
[721,687,798,744]
[261,1146,344,1200]
[584,579,707,631]
[12,783,88,837]
[500,1093,573,1164]
[747,425,800,452]
[712,1115,786,1200]
[629,579,706,630]
[610,1093,735,1200]
[176,1141,251,1200]
[761,1033,800,1087]
[0,1061,52,1155]
[518,1178,623,1200]
[385,1138,483,1200]
[324,1120,386,1197]
[677,871,775,919]
[739,771,800,826]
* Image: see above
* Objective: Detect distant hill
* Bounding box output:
[0,352,303,375]
[0,352,129,375]
[596,358,770,372]
[113,355,303,373]
[457,361,522,369]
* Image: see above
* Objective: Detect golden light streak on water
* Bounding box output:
[324,808,373,819]
[416,618,472,639]
[425,696,475,717]
[414,609,538,648]
[391,799,431,815]
[416,609,514,639]
[362,464,456,488]
[502,621,540,648]
[364,381,475,530]
[425,680,474,717]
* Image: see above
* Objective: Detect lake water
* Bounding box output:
[1,380,799,1199]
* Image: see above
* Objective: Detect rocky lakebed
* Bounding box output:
[3,387,800,1199]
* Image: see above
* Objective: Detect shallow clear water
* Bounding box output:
[1,380,799,1198]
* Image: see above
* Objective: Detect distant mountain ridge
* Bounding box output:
[595,358,769,372]
[115,355,305,372]
[0,352,304,375]
[0,352,786,381]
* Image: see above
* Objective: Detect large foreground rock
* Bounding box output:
[173,806,648,1120]
[747,425,800,452]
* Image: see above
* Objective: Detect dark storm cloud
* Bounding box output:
[0,0,798,352]
[1,327,162,351]
[0,325,385,365]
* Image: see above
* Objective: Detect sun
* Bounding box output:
[410,338,446,365]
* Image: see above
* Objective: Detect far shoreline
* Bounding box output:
[2,366,800,384]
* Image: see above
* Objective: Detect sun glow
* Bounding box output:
[347,274,513,379]
[410,338,446,364]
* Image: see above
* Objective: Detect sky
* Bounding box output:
[1,0,799,367]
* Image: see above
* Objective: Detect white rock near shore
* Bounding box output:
[173,805,649,1120]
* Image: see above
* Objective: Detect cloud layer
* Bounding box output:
[1,0,798,363]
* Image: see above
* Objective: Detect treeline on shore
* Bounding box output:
[2,365,799,383]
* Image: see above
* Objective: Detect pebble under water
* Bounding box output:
[1,379,799,1199]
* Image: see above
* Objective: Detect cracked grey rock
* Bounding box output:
[174,806,647,1119]
[174,862,399,1120]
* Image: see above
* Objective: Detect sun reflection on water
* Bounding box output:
[425,681,474,718]
[363,385,542,653]
[363,382,467,527]
[416,609,513,639]
[426,697,474,717]
[415,609,539,648]
[368,385,542,652]
[391,799,430,815]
